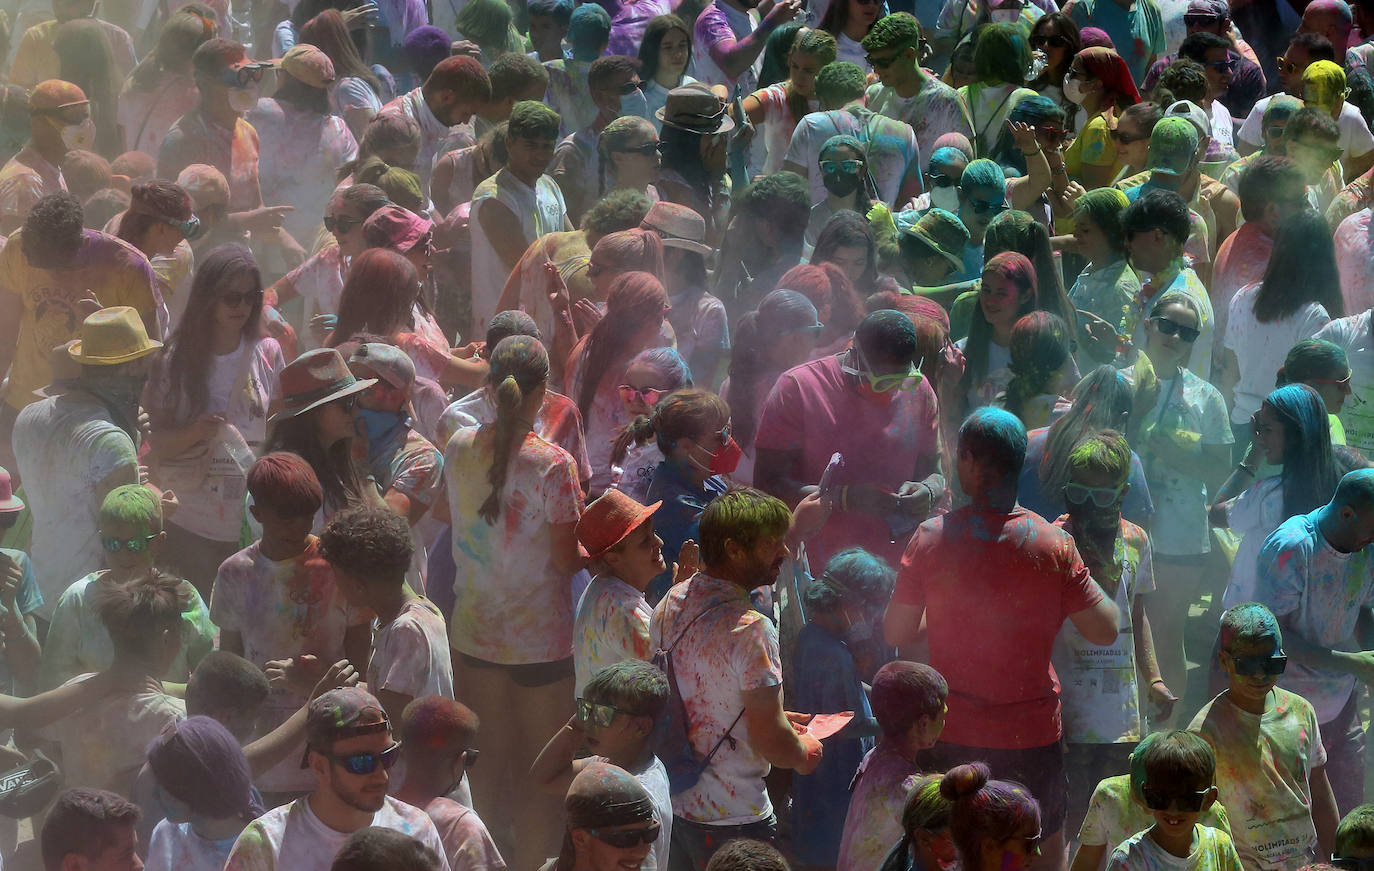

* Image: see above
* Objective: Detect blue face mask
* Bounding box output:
[357,408,405,447]
[620,88,650,120]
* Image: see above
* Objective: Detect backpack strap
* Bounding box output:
[665,596,750,768]
[668,599,732,652]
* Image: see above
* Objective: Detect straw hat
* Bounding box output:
[576,490,661,559]
[67,307,162,365]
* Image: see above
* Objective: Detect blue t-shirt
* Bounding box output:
[1065,0,1165,84]
[0,548,43,691]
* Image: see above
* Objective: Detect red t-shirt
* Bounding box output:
[754,354,940,566]
[892,505,1103,749]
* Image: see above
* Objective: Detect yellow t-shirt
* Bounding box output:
[1064,112,1119,181]
[1,230,160,409]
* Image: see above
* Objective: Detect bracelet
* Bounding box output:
[921,481,936,505]
[1150,678,1166,685]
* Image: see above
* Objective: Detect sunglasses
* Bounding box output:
[842,347,924,393]
[101,534,158,553]
[1183,13,1222,26]
[820,158,865,174]
[220,289,264,308]
[618,141,661,156]
[618,384,667,407]
[1031,33,1069,48]
[325,741,403,775]
[967,197,1008,216]
[587,821,662,848]
[334,394,359,413]
[1277,55,1303,75]
[1064,482,1123,508]
[218,63,269,88]
[1309,372,1353,389]
[926,170,956,188]
[163,215,202,240]
[865,42,913,68]
[1203,57,1237,72]
[1064,68,1089,81]
[1036,126,1067,145]
[1150,316,1199,343]
[1141,785,1212,813]
[577,698,627,729]
[1228,651,1288,676]
[1110,128,1148,144]
[324,214,363,234]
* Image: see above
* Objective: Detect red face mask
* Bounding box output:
[689,437,744,476]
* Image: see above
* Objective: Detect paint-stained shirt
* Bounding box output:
[423,797,505,871]
[650,572,782,824]
[145,820,237,871]
[835,742,923,871]
[1189,689,1326,871]
[226,796,450,871]
[1256,510,1374,724]
[866,80,972,172]
[892,505,1102,749]
[438,388,590,484]
[573,575,653,695]
[210,537,369,792]
[1334,208,1374,317]
[445,428,583,664]
[1051,517,1154,745]
[1105,824,1244,871]
[1078,774,1233,848]
[370,597,454,701]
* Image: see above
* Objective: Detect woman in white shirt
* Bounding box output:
[638,14,698,130]
[817,0,878,73]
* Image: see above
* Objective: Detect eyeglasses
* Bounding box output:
[1277,55,1303,75]
[1141,785,1212,812]
[1150,316,1199,343]
[1203,56,1237,72]
[820,158,865,174]
[324,741,403,775]
[218,63,270,88]
[1036,126,1067,145]
[926,170,956,188]
[1227,650,1288,676]
[1183,13,1222,26]
[1063,482,1123,508]
[613,78,645,95]
[324,214,363,234]
[1017,831,1043,854]
[618,384,667,407]
[865,42,912,68]
[618,141,662,156]
[587,821,662,848]
[577,698,626,729]
[1110,128,1148,144]
[966,196,1008,216]
[1309,372,1353,389]
[1064,68,1089,81]
[1031,33,1070,48]
[101,534,158,553]
[220,289,264,308]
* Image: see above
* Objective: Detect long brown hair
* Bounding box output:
[574,270,670,420]
[328,248,421,347]
[480,336,551,524]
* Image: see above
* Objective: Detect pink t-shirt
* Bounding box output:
[1336,208,1374,316]
[424,797,506,871]
[1211,222,1273,349]
[891,505,1102,749]
[754,354,940,565]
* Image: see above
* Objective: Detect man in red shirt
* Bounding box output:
[883,406,1120,871]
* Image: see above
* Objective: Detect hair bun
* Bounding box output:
[939,762,991,801]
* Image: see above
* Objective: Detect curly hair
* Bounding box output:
[319,504,414,583]
[509,100,562,141]
[21,192,84,268]
[861,12,920,53]
[582,189,653,238]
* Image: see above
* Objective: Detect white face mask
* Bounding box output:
[619,88,650,120]
[1063,76,1087,104]
[990,6,1021,23]
[930,186,960,212]
[228,86,258,113]
[58,117,96,151]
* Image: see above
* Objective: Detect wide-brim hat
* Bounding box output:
[0,466,23,514]
[901,208,969,271]
[68,306,163,365]
[270,348,377,423]
[577,490,662,559]
[656,83,735,135]
[640,201,712,255]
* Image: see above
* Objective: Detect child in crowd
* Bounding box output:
[1104,731,1242,871]
[1189,603,1339,871]
[395,696,506,871]
[1072,732,1233,871]
[608,348,693,503]
[320,504,454,723]
[531,660,672,871]
[185,650,272,745]
[1051,430,1172,839]
[0,466,41,692]
[1335,805,1374,870]
[211,453,372,799]
[870,776,955,871]
[836,661,949,871]
[40,484,216,691]
[572,489,665,695]
[792,574,878,868]
[47,573,189,797]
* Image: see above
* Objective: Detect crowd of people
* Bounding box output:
[6,0,1374,868]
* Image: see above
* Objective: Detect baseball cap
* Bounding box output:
[1164,100,1211,139]
[302,687,389,767]
[349,342,416,392]
[280,43,335,89]
[28,80,88,113]
[1147,115,1202,177]
[576,490,661,559]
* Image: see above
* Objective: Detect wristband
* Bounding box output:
[1150,678,1166,685]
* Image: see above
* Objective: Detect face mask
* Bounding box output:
[228,86,258,113]
[356,408,405,447]
[619,88,650,120]
[990,6,1020,22]
[688,437,744,476]
[822,171,862,197]
[930,186,960,212]
[55,117,95,151]
[1063,76,1087,104]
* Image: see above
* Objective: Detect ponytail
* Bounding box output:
[480,336,551,525]
[610,414,659,466]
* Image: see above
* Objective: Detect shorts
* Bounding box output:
[918,739,1068,835]
[458,653,574,688]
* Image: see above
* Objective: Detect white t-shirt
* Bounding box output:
[1223,284,1330,423]
[1315,311,1374,456]
[369,598,455,701]
[469,169,569,331]
[1239,97,1374,161]
[224,796,451,871]
[749,83,814,176]
[693,0,760,92]
[1105,825,1244,871]
[573,575,654,695]
[611,755,673,871]
[423,797,506,871]
[785,107,919,206]
[11,393,139,620]
[1221,476,1283,611]
[282,245,348,346]
[146,820,239,871]
[834,33,870,73]
[46,675,185,797]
